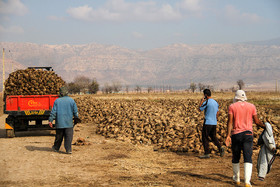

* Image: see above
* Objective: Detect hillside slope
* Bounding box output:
[0,42,279,89]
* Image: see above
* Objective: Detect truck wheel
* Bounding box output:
[6,129,15,138]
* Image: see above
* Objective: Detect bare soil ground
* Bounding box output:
[1,115,280,187]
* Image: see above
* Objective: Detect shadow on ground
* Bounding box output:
[0,129,6,138]
[25,145,70,154]
[170,170,234,185]
[0,129,55,138]
[25,145,53,152]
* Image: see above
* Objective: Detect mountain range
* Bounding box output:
[0,38,280,90]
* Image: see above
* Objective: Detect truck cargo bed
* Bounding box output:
[5,95,59,115]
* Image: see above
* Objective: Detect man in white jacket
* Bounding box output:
[257,122,276,181]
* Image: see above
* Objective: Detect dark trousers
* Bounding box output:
[231,131,253,163]
[202,124,221,154]
[53,128,73,152]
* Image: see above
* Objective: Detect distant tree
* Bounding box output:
[88,79,99,94]
[147,86,153,93]
[198,83,206,92]
[74,76,91,94]
[206,85,214,91]
[135,85,141,93]
[237,80,245,90]
[67,82,81,94]
[102,83,113,94]
[189,83,197,93]
[125,85,129,93]
[112,81,122,93]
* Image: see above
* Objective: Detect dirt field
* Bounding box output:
[1,93,280,186]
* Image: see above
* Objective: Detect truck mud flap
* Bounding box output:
[5,123,15,138]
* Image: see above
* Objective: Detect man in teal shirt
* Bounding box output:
[49,87,79,154]
[198,89,224,158]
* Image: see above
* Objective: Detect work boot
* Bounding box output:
[52,146,59,152]
[232,163,240,185]
[220,147,225,157]
[244,162,253,187]
[199,154,210,159]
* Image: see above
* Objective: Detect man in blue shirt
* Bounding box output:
[198,89,224,158]
[49,87,79,154]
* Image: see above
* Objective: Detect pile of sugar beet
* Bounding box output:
[4,68,65,96]
[75,96,280,154]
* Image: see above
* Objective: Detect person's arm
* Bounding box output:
[73,101,79,118]
[225,113,233,146]
[48,101,57,128]
[253,115,265,128]
[198,97,206,111]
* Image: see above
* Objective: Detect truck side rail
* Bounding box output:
[4,95,59,115]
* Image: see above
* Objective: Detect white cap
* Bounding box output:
[234,90,247,102]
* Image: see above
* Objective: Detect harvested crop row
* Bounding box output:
[75,96,280,154]
[5,68,65,95]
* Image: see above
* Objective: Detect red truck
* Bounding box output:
[4,94,59,137]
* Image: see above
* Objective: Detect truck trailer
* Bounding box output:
[4,94,59,137]
[3,67,61,138]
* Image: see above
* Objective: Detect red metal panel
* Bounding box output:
[49,95,59,110]
[5,95,59,111]
[5,96,18,111]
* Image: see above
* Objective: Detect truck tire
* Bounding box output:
[6,129,15,138]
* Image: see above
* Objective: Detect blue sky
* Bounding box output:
[0,0,279,49]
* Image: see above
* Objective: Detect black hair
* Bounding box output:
[203,89,211,97]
